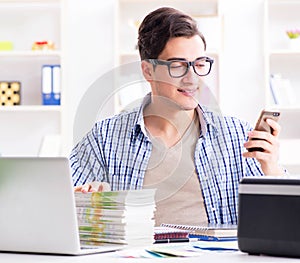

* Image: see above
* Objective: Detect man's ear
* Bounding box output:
[141,60,153,82]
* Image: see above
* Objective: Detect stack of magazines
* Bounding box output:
[75,189,156,247]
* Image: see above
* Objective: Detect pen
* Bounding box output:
[193,245,238,252]
[188,235,237,241]
[154,238,190,244]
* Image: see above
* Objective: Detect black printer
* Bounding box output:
[238,176,300,258]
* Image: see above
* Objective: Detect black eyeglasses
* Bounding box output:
[147,57,214,78]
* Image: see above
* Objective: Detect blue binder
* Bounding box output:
[42,65,61,105]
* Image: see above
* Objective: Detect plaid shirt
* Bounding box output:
[70,94,263,224]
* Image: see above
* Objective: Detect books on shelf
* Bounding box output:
[75,189,156,247]
[269,74,297,106]
[160,223,237,241]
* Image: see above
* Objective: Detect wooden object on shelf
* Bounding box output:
[0,81,21,106]
[32,41,56,51]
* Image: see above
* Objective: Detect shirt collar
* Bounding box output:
[132,93,220,138]
[132,93,151,137]
[196,105,220,138]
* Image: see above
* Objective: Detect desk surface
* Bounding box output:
[1,250,299,263]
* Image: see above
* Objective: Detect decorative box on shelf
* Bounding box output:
[0,41,13,51]
[0,81,21,106]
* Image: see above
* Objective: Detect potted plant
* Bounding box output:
[286,29,300,49]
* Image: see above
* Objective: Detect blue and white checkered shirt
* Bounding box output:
[70,94,264,224]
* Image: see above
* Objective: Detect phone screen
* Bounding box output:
[248,110,280,152]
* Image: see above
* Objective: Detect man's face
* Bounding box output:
[151,35,206,111]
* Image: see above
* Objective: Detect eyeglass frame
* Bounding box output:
[146,56,214,78]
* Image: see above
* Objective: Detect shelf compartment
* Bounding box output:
[267,0,300,50]
[0,109,61,156]
[0,56,61,105]
[0,1,61,51]
[117,0,220,55]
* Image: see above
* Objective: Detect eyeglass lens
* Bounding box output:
[169,58,211,77]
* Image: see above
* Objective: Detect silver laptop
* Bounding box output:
[0,157,124,255]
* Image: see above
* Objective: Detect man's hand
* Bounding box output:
[74,181,111,193]
[243,118,285,175]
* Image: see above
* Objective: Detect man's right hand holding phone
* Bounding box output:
[243,110,285,176]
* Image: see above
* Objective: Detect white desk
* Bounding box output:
[0,250,299,263]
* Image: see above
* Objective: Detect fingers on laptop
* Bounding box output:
[95,182,111,192]
[74,182,111,193]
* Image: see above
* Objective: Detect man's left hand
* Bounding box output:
[243,118,285,175]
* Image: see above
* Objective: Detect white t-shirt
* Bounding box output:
[143,114,208,226]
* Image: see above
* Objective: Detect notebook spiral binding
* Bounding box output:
[161,223,210,232]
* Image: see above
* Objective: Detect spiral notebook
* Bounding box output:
[154,226,189,243]
[161,223,237,240]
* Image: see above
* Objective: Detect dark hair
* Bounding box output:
[138,7,206,60]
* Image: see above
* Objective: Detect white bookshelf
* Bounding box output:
[0,0,64,156]
[264,0,300,173]
[0,50,62,57]
[264,0,300,109]
[113,0,223,113]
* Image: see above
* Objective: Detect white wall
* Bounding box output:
[221,0,265,124]
[64,0,115,154]
[65,0,267,152]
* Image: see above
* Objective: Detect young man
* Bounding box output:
[70,7,284,226]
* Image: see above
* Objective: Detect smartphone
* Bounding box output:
[248,109,280,152]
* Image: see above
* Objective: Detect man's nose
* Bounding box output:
[182,65,198,82]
